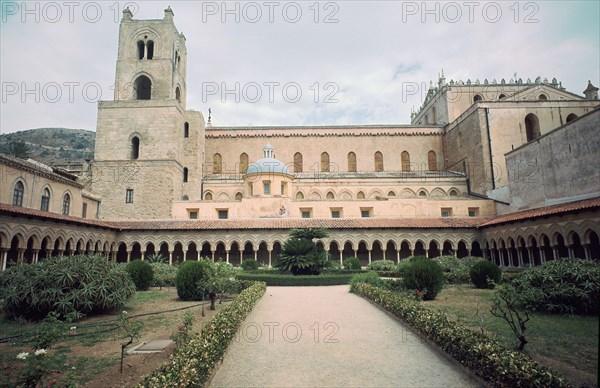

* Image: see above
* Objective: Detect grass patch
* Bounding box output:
[236,272,353,286]
[427,284,598,384]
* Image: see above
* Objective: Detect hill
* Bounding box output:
[0,128,95,166]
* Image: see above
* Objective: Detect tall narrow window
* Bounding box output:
[321,152,330,172]
[12,181,24,207]
[240,153,249,173]
[134,75,151,100]
[431,107,437,124]
[146,40,154,59]
[525,113,541,142]
[184,122,189,138]
[131,136,140,160]
[183,167,188,182]
[213,153,222,174]
[294,152,303,173]
[374,151,384,172]
[427,150,437,171]
[175,86,181,102]
[126,189,134,203]
[137,40,144,59]
[62,193,71,215]
[40,188,50,211]
[263,181,271,195]
[347,152,357,172]
[401,151,410,172]
[82,203,88,219]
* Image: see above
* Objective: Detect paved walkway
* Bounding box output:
[209,286,476,387]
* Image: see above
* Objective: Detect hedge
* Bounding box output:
[235,273,353,286]
[141,282,266,387]
[352,284,567,387]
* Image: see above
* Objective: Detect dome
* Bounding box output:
[246,143,291,176]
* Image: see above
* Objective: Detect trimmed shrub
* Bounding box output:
[141,282,266,387]
[175,260,215,301]
[343,257,362,270]
[396,256,427,276]
[150,262,178,288]
[470,260,501,289]
[512,258,600,315]
[434,256,486,284]
[352,284,566,387]
[241,258,259,271]
[402,259,445,300]
[349,271,385,292]
[125,260,154,291]
[367,260,397,271]
[236,272,353,286]
[0,255,135,321]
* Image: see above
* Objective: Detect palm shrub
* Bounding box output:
[126,260,154,291]
[175,261,215,301]
[0,255,135,321]
[512,258,600,315]
[402,259,445,300]
[470,260,501,289]
[367,260,396,271]
[342,257,362,270]
[241,258,259,271]
[275,228,329,275]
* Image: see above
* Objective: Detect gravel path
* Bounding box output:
[209,286,477,388]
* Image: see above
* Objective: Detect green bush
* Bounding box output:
[0,255,135,321]
[396,256,427,276]
[470,260,501,289]
[402,259,445,300]
[142,282,266,387]
[125,260,154,291]
[150,262,178,288]
[512,258,600,315]
[433,256,486,284]
[349,271,385,292]
[175,261,215,301]
[342,257,362,270]
[241,258,259,271]
[367,260,397,271]
[236,272,353,286]
[352,284,566,387]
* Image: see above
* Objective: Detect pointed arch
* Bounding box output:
[374,151,384,172]
[240,153,249,173]
[427,150,437,171]
[294,152,303,173]
[401,151,410,172]
[525,113,541,142]
[321,152,330,172]
[134,75,152,100]
[347,152,357,172]
[213,153,222,174]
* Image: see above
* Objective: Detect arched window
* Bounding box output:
[183,167,188,182]
[449,189,458,196]
[235,192,243,201]
[239,153,249,173]
[566,113,578,123]
[374,151,384,172]
[146,40,154,59]
[357,191,365,199]
[347,152,357,172]
[401,151,410,172]
[427,150,437,171]
[134,75,151,100]
[294,152,303,173]
[213,153,222,174]
[418,190,427,197]
[41,188,50,211]
[12,181,24,206]
[388,191,396,197]
[131,136,140,160]
[326,191,335,200]
[137,40,144,59]
[175,86,181,102]
[321,152,330,172]
[62,193,71,215]
[525,113,541,142]
[184,122,189,138]
[538,94,547,101]
[295,191,304,200]
[473,94,483,102]
[431,107,437,124]
[498,94,506,100]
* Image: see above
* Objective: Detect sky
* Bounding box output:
[1,0,599,133]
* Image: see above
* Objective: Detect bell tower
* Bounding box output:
[92,7,204,220]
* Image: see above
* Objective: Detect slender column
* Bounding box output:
[527,248,535,265]
[584,245,591,260]
[141,250,146,261]
[517,250,523,267]
[1,250,7,271]
[168,251,173,266]
[453,249,457,258]
[17,249,25,264]
[268,250,272,267]
[126,251,131,263]
[567,246,574,259]
[45,249,52,259]
[540,249,546,264]
[409,249,414,257]
[254,250,258,261]
[33,250,39,264]
[212,250,215,262]
[353,249,358,258]
[467,249,471,257]
[368,250,372,264]
[339,251,343,265]
[226,250,230,264]
[396,250,400,264]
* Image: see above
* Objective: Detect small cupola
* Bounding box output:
[583,81,599,100]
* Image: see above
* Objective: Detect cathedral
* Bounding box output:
[1,7,599,269]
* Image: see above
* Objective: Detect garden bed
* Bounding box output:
[236,272,354,286]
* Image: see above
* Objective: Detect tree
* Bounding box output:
[490,285,531,351]
[275,228,329,275]
[4,141,31,159]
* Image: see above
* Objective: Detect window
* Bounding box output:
[301,210,311,218]
[468,207,479,217]
[418,190,427,197]
[134,75,151,100]
[321,152,330,172]
[263,181,271,195]
[331,208,342,218]
[131,136,140,160]
[441,207,453,217]
[184,122,189,138]
[295,192,304,200]
[40,188,50,211]
[294,152,303,173]
[374,151,384,172]
[189,210,198,219]
[205,192,213,201]
[281,182,287,196]
[213,153,222,174]
[401,151,410,172]
[82,203,88,218]
[498,94,506,100]
[137,40,145,59]
[538,94,548,101]
[388,191,396,197]
[175,86,181,102]
[427,150,437,171]
[218,210,228,219]
[240,153,249,173]
[525,113,541,142]
[126,189,134,203]
[473,94,482,102]
[62,193,71,215]
[146,40,154,59]
[183,167,188,182]
[326,191,334,200]
[566,113,578,123]
[357,191,365,200]
[361,209,371,218]
[347,152,357,172]
[449,189,458,196]
[235,192,243,201]
[12,181,24,207]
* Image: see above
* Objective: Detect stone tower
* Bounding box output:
[92,7,204,220]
